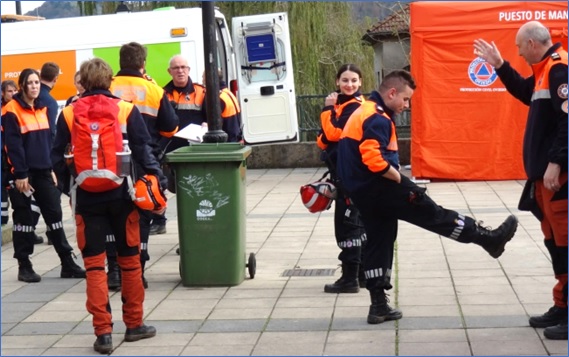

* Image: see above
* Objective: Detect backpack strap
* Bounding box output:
[70,179,77,217]
[126,175,136,202]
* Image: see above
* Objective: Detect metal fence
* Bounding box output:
[296,94,411,142]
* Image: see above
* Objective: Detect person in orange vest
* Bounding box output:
[162,54,207,152]
[201,69,242,143]
[316,64,367,294]
[51,58,162,354]
[109,42,179,290]
[2,80,18,226]
[2,80,44,245]
[2,69,85,283]
[157,55,207,241]
[141,69,168,238]
[337,70,519,325]
[474,20,568,341]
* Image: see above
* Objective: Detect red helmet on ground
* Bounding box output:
[300,180,337,213]
[134,174,167,211]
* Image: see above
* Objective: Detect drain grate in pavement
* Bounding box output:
[282,268,336,277]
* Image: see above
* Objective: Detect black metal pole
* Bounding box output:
[201,1,227,143]
[15,1,22,15]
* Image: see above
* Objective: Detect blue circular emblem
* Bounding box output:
[90,122,99,131]
[468,57,498,87]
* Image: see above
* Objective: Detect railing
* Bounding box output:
[296,93,411,142]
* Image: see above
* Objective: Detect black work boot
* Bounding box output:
[367,289,402,324]
[141,260,148,289]
[33,233,44,245]
[324,264,359,293]
[93,333,113,354]
[107,257,121,291]
[124,324,156,342]
[472,215,518,258]
[60,253,86,278]
[18,259,41,283]
[149,224,166,235]
[529,306,568,328]
[544,321,568,340]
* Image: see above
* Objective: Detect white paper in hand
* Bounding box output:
[173,124,208,143]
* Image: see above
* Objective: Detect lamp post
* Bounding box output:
[201,1,227,143]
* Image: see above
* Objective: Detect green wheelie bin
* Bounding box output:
[165,143,255,286]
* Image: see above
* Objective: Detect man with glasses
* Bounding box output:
[161,55,207,154]
[155,55,208,242]
[474,20,568,341]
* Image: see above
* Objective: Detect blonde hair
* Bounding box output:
[79,58,113,91]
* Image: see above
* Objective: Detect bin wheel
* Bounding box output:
[246,252,256,279]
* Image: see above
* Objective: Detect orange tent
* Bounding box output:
[410,1,567,180]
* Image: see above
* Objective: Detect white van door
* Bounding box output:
[232,12,298,145]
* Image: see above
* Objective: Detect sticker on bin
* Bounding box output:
[197,199,215,220]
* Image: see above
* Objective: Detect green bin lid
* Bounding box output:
[165,143,252,163]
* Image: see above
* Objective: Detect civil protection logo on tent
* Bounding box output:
[468,57,498,87]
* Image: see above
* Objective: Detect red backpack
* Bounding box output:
[63,96,129,193]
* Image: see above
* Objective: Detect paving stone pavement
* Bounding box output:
[1,167,568,356]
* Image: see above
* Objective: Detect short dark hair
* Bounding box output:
[18,68,40,97]
[1,79,17,93]
[336,64,362,80]
[79,58,113,92]
[119,42,147,71]
[379,70,416,93]
[40,62,60,82]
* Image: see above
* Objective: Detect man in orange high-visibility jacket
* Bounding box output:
[110,42,179,290]
[337,70,519,326]
[474,20,568,340]
[151,55,207,236]
[201,69,243,142]
[217,70,242,143]
[163,55,207,152]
